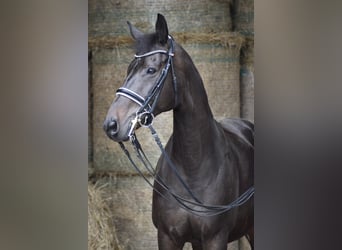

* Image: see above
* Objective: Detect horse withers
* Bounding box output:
[103,14,254,250]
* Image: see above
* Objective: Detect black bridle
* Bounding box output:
[116,35,177,133]
[115,36,254,217]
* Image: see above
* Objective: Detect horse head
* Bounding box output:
[103,14,177,142]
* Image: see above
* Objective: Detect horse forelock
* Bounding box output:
[134,33,159,55]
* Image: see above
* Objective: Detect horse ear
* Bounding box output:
[127,21,144,40]
[155,13,169,45]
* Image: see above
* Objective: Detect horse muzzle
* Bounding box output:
[103,111,155,142]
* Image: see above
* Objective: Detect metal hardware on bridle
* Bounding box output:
[115,35,254,216]
[138,112,154,127]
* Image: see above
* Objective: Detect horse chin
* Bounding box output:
[105,130,128,142]
[111,133,130,142]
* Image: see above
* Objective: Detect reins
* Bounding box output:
[115,36,254,217]
[119,128,254,217]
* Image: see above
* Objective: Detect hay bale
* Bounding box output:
[240,37,254,122]
[96,175,158,250]
[91,46,131,173]
[240,37,254,69]
[182,35,243,120]
[89,32,245,50]
[89,0,233,37]
[240,66,254,122]
[233,0,254,35]
[88,181,121,250]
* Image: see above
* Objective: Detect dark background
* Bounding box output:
[0,0,341,249]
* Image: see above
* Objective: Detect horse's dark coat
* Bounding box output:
[104,14,254,250]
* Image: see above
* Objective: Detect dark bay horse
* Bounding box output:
[103,14,254,250]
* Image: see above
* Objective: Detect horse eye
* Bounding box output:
[147,67,156,74]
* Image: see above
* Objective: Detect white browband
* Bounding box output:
[135,50,174,58]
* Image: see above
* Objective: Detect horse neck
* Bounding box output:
[171,49,220,169]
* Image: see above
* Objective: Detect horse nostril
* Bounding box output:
[109,119,117,130]
[104,118,119,137]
